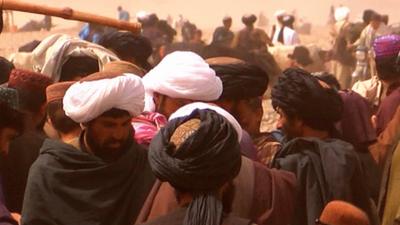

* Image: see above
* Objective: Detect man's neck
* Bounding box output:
[301,127,330,140]
[60,129,81,144]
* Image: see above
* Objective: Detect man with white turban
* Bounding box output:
[131,51,222,145]
[21,72,156,225]
[142,51,223,117]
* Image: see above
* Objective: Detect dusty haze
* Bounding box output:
[10,0,400,30]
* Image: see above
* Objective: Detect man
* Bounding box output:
[137,102,296,225]
[272,15,300,46]
[331,6,354,89]
[211,16,235,47]
[317,201,370,225]
[207,57,269,160]
[371,35,400,136]
[271,68,373,225]
[98,31,153,71]
[117,6,130,22]
[0,88,23,225]
[236,14,273,52]
[142,51,223,117]
[3,70,53,213]
[45,81,81,144]
[144,109,248,225]
[21,72,155,225]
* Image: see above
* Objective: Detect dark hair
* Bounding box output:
[211,61,269,100]
[0,57,15,84]
[0,101,24,134]
[272,68,343,131]
[375,55,400,81]
[313,72,341,90]
[370,13,381,22]
[60,56,99,81]
[47,100,80,134]
[98,31,153,70]
[99,108,131,118]
[362,10,376,24]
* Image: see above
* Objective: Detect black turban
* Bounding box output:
[271,68,343,131]
[209,58,269,100]
[149,109,241,225]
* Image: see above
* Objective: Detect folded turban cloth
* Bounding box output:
[272,68,343,131]
[207,57,269,100]
[142,51,223,112]
[63,74,144,123]
[373,34,400,59]
[46,81,75,103]
[169,102,243,141]
[149,108,241,225]
[335,6,350,22]
[0,87,19,110]
[103,60,146,77]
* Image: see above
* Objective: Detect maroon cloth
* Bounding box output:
[136,157,297,225]
[8,69,53,92]
[376,87,400,136]
[337,90,376,149]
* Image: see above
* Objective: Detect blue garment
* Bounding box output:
[0,177,17,225]
[118,10,130,21]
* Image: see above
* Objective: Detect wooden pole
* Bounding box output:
[0,0,141,34]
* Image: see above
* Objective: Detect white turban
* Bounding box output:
[63,74,145,123]
[142,51,223,112]
[169,102,243,142]
[274,9,287,18]
[335,6,350,22]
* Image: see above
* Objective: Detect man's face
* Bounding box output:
[276,108,303,140]
[0,128,19,156]
[224,20,232,29]
[154,93,192,118]
[85,114,133,161]
[233,98,263,137]
[371,20,380,30]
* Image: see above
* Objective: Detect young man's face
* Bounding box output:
[234,98,263,137]
[154,93,192,118]
[0,128,19,156]
[85,114,133,160]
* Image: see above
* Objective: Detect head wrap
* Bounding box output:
[207,57,269,100]
[275,10,287,18]
[0,87,19,110]
[9,34,118,82]
[142,51,222,112]
[169,102,243,141]
[242,14,257,26]
[319,201,370,225]
[103,61,146,77]
[46,81,75,103]
[149,109,241,225]
[63,74,144,123]
[373,34,400,60]
[334,6,350,22]
[8,69,53,92]
[271,68,343,131]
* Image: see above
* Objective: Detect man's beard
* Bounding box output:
[85,130,133,162]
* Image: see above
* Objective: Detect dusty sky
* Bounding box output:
[10,0,400,29]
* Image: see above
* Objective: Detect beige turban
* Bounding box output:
[142,51,223,112]
[63,74,144,123]
[169,102,243,141]
[335,6,350,22]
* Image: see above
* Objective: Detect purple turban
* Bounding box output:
[373,34,400,60]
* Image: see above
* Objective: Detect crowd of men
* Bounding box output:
[0,5,399,225]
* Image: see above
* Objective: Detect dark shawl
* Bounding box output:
[272,138,373,225]
[21,138,155,225]
[3,130,47,213]
[137,156,297,225]
[141,207,251,225]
